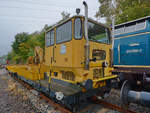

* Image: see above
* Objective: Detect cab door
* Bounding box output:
[45,29,55,66]
[53,20,73,68]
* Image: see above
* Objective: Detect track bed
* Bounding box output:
[2,68,150,113]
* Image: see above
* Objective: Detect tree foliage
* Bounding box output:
[61,11,70,20]
[9,31,45,64]
[96,0,150,24]
[7,11,71,64]
[0,55,7,64]
[11,32,29,54]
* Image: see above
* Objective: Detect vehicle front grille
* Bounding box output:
[93,68,104,79]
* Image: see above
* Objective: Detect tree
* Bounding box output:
[61,11,70,20]
[11,32,29,54]
[96,0,121,24]
[116,0,150,24]
[96,0,150,25]
[0,55,7,64]
[9,28,45,64]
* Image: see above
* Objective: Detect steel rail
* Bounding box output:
[10,74,137,113]
[92,96,137,113]
[12,76,72,113]
[39,93,72,113]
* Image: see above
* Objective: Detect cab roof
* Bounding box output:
[46,15,110,32]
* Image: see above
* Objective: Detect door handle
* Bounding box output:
[53,46,56,63]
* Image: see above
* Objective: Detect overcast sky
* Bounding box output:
[0,0,103,56]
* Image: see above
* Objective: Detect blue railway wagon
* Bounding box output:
[113,16,150,88]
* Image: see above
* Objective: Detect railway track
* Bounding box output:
[9,73,137,113]
[11,75,72,113]
[92,96,137,113]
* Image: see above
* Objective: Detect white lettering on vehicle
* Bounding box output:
[126,49,142,53]
[129,43,140,47]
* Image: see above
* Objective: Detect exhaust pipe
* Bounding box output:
[121,80,150,108]
[83,1,90,70]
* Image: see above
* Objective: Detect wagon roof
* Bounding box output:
[115,15,150,28]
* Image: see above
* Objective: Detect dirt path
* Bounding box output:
[0,69,35,113]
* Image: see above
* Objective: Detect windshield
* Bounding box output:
[87,21,110,44]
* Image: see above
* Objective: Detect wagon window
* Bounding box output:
[114,26,124,35]
[46,31,50,47]
[56,21,72,44]
[136,20,146,31]
[124,23,136,33]
[75,18,82,39]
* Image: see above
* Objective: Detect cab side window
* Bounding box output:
[46,31,50,47]
[46,30,55,47]
[50,30,55,45]
[56,21,72,44]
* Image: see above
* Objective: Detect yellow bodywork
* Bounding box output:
[7,16,117,91]
[7,64,45,81]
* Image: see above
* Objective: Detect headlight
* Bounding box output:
[102,61,108,67]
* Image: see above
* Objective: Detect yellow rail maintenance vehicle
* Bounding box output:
[7,1,117,110]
